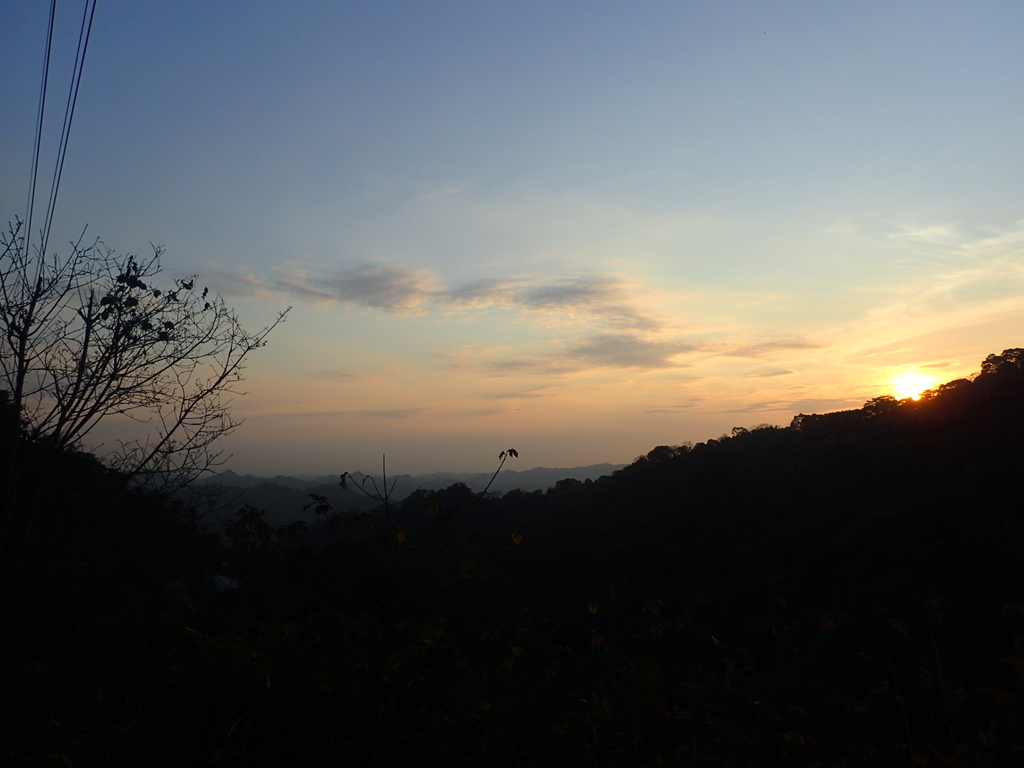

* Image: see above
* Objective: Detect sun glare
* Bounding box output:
[891,371,935,401]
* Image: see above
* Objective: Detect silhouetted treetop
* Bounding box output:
[979,347,1024,377]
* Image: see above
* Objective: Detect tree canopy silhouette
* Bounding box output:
[0,219,288,491]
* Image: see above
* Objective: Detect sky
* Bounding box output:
[2,1,1023,475]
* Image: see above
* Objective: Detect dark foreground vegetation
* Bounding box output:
[3,350,1024,767]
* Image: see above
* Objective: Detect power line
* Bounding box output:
[23,0,58,261]
[23,0,99,262]
[39,0,98,261]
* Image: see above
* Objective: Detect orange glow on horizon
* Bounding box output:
[891,371,936,401]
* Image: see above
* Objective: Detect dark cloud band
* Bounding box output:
[203,267,658,329]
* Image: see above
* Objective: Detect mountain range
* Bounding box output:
[194,463,624,524]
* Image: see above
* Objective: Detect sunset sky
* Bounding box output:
[3,1,1023,475]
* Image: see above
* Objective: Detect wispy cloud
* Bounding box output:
[203,265,436,312]
[492,333,697,374]
[495,276,657,330]
[747,370,795,378]
[324,266,436,311]
[566,334,694,368]
[887,225,959,245]
[836,220,1024,360]
[250,407,430,419]
[202,271,288,301]
[439,274,660,331]
[724,397,861,414]
[642,392,708,414]
[724,340,822,358]
[485,387,556,399]
[204,266,659,329]
[359,407,431,419]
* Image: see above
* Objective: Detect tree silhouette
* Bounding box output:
[0,219,288,491]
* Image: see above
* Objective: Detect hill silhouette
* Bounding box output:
[3,349,1024,766]
[194,463,624,526]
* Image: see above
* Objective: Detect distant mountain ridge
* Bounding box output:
[204,463,623,494]
[196,464,624,525]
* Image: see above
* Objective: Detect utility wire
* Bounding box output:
[23,0,58,262]
[39,0,99,262]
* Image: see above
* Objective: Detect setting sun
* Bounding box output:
[892,372,936,400]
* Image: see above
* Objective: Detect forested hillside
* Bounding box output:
[3,350,1024,767]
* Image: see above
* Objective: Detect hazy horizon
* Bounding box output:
[3,1,1023,475]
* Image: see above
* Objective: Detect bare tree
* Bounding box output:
[0,219,289,492]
